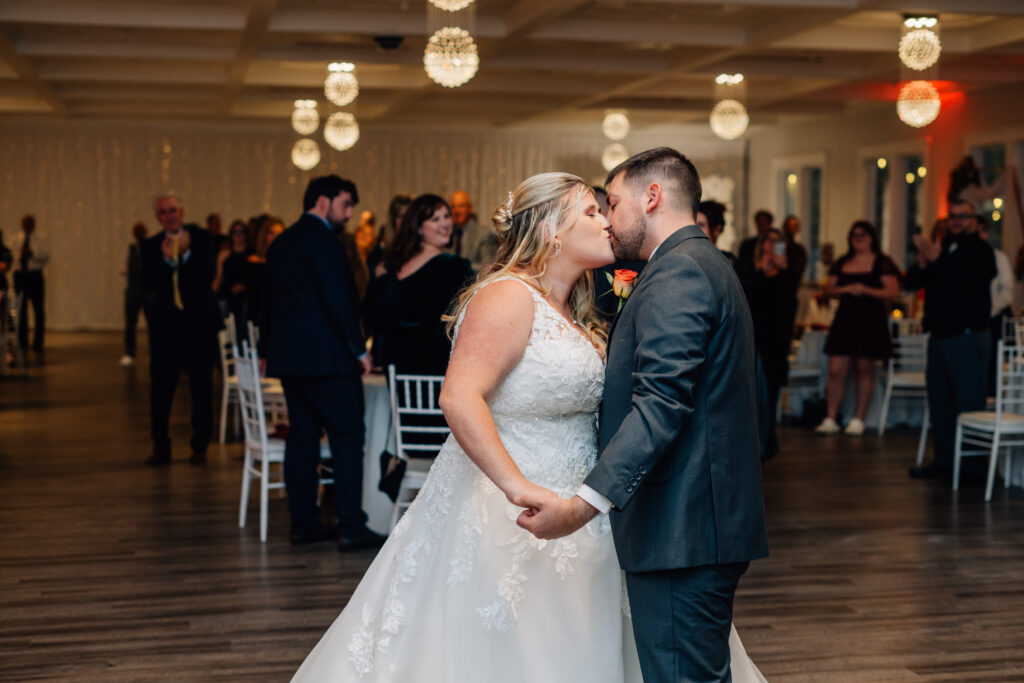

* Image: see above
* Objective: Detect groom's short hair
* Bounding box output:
[606,147,702,217]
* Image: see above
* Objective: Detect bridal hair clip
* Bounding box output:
[499,191,514,223]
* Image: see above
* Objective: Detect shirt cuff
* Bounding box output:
[576,485,613,515]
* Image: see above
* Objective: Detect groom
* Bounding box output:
[517,147,769,682]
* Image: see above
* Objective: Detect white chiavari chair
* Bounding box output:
[387,365,449,531]
[878,332,929,437]
[217,328,240,443]
[954,340,1024,501]
[236,344,333,542]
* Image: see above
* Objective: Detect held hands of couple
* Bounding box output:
[512,484,599,540]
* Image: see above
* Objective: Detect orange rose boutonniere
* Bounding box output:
[605,268,638,312]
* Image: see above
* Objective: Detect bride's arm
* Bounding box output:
[438,280,545,504]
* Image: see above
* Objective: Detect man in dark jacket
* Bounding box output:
[264,175,382,550]
[906,198,996,481]
[142,193,221,466]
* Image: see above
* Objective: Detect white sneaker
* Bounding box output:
[119,355,135,367]
[845,418,865,436]
[815,417,840,435]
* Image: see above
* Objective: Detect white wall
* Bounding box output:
[0,118,743,329]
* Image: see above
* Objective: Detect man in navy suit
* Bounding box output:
[264,175,383,550]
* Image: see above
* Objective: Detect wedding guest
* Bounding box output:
[213,219,252,340]
[206,213,226,253]
[697,200,742,272]
[449,190,498,269]
[120,221,149,367]
[264,174,382,550]
[782,214,808,282]
[814,221,900,436]
[367,195,411,281]
[738,209,774,265]
[978,216,1014,394]
[906,199,996,481]
[355,210,377,263]
[245,215,285,343]
[0,228,12,294]
[363,193,474,375]
[336,216,369,300]
[141,193,221,466]
[745,227,799,457]
[11,214,48,352]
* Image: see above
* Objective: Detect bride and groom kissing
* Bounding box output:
[293,147,769,682]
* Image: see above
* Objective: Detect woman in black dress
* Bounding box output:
[816,220,900,436]
[363,194,475,375]
[213,219,252,340]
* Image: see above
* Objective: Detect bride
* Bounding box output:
[292,172,765,682]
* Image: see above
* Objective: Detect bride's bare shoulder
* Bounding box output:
[463,278,535,327]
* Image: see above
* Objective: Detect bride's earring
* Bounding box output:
[554,241,562,256]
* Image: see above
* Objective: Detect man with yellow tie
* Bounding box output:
[141,192,221,466]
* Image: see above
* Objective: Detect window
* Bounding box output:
[872,158,890,239]
[972,143,1006,248]
[776,165,822,282]
[903,155,924,263]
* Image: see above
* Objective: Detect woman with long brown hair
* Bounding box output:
[362,193,474,374]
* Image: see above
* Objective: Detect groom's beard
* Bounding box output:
[611,212,647,261]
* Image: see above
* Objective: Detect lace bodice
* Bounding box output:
[455,275,606,495]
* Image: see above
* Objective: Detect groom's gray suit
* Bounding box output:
[584,225,769,682]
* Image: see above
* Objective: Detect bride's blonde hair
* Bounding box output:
[446,172,607,352]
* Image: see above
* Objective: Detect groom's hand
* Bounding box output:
[515,494,598,540]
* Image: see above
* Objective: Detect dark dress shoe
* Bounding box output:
[190,451,207,466]
[289,525,337,547]
[337,529,387,553]
[146,452,171,467]
[908,461,951,481]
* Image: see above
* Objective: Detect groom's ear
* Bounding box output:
[643,182,664,215]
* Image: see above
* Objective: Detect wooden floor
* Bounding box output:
[2,332,1024,682]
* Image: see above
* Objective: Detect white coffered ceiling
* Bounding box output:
[0,0,1022,128]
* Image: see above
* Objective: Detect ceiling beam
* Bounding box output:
[223,0,278,113]
[965,17,1024,53]
[0,0,246,31]
[529,17,746,48]
[268,8,504,38]
[15,39,236,62]
[0,33,67,116]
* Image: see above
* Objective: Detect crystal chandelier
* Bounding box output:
[602,112,630,141]
[291,100,319,135]
[324,112,360,151]
[324,62,358,107]
[899,28,941,71]
[601,143,629,172]
[428,0,474,9]
[291,138,320,171]
[896,80,940,128]
[709,99,749,140]
[424,26,479,88]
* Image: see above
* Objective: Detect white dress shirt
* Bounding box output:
[10,230,49,272]
[991,247,1014,316]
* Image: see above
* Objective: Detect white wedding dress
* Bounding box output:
[292,277,766,682]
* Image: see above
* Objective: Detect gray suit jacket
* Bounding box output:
[584,225,769,572]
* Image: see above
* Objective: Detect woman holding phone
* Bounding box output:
[745,227,799,457]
